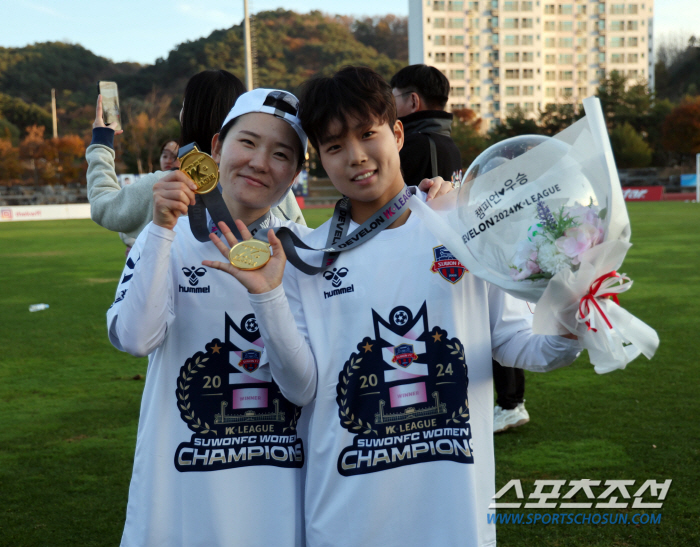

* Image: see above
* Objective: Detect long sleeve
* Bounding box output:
[272,189,307,227]
[248,282,317,407]
[108,223,176,357]
[86,128,166,239]
[489,284,581,372]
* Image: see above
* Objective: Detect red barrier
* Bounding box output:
[622,187,664,201]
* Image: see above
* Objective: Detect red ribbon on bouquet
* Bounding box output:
[578,271,622,332]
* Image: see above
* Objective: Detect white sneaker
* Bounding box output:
[494,404,529,433]
[516,401,530,423]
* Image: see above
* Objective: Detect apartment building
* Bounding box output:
[408,0,654,128]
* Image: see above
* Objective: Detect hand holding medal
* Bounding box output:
[203,220,288,295]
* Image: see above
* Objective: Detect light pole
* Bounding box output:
[243,0,254,90]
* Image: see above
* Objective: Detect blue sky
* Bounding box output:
[4,0,698,65]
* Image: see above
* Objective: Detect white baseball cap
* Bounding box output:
[220,88,308,156]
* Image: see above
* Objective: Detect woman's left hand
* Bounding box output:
[418,176,454,201]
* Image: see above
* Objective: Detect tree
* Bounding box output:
[351,15,408,61]
[538,103,580,135]
[0,137,22,181]
[451,108,489,170]
[661,97,700,160]
[610,123,652,169]
[487,106,542,142]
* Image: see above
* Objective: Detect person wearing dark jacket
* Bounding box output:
[390,65,462,186]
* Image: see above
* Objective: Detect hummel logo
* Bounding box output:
[323,267,349,288]
[183,266,207,286]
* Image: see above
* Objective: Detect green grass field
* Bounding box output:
[0,203,697,546]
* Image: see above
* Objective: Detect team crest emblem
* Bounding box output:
[391,343,418,368]
[430,245,467,284]
[239,349,261,373]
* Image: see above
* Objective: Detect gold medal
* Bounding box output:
[228,239,271,270]
[179,146,219,194]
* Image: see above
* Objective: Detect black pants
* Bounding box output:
[493,360,525,410]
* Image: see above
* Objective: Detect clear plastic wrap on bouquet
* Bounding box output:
[409,97,658,373]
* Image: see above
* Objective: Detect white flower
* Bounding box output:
[537,240,571,275]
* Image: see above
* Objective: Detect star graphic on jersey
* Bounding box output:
[432,331,442,342]
[211,343,221,354]
[393,310,409,326]
[244,318,258,332]
[362,341,373,353]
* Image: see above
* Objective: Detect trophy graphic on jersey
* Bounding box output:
[335,303,474,476]
[173,313,303,472]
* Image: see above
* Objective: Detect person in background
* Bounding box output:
[159,140,180,171]
[390,64,462,186]
[493,362,529,433]
[86,69,307,255]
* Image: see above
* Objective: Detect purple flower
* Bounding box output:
[537,201,557,231]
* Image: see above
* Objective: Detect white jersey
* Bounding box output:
[251,191,580,547]
[107,215,311,547]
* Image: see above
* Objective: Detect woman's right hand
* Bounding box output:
[152,170,198,230]
[93,95,123,135]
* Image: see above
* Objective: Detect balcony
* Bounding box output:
[597,12,606,19]
[491,8,499,16]
[492,60,500,68]
[597,29,606,36]
[493,93,501,101]
[490,25,500,33]
[493,77,501,84]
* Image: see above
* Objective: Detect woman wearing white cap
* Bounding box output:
[107,89,313,547]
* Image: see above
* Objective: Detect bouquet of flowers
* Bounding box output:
[409,97,658,373]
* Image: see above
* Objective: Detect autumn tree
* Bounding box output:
[661,97,700,162]
[451,108,489,169]
[0,137,22,181]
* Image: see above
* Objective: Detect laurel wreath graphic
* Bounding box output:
[177,355,217,435]
[445,341,470,425]
[283,406,301,433]
[339,355,378,435]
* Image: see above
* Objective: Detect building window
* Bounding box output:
[558,54,574,64]
[434,35,446,45]
[598,20,605,31]
[558,4,573,14]
[489,68,500,79]
[468,1,480,9]
[628,69,638,78]
[522,52,534,62]
[611,53,624,63]
[451,103,466,110]
[506,103,519,113]
[578,70,588,80]
[559,37,574,48]
[545,87,556,97]
[523,68,534,78]
[628,21,639,30]
[544,21,556,31]
[598,36,606,47]
[577,38,588,47]
[449,17,464,29]
[523,85,534,95]
[627,4,638,14]
[504,18,519,28]
[559,70,574,80]
[470,69,481,79]
[544,4,555,14]
[545,54,556,64]
[435,52,447,62]
[578,54,587,63]
[451,69,466,79]
[628,37,638,47]
[449,35,465,45]
[545,37,556,47]
[450,52,465,63]
[470,86,481,96]
[560,87,573,97]
[506,86,519,96]
[505,52,520,62]
[505,35,519,46]
[522,18,534,28]
[505,69,520,79]
[491,34,500,45]
[433,0,446,10]
[448,0,464,10]
[469,52,481,62]
[504,1,518,10]
[558,21,573,32]
[434,18,446,28]
[599,52,606,63]
[612,37,626,47]
[597,68,606,79]
[610,20,624,31]
[521,1,533,11]
[490,84,499,94]
[577,5,587,14]
[451,86,466,96]
[628,53,639,63]
[469,18,480,29]
[610,4,625,14]
[470,35,481,46]
[522,35,534,45]
[470,103,481,113]
[578,86,588,95]
[545,70,556,80]
[523,102,535,112]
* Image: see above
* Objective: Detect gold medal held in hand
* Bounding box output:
[229,239,271,270]
[178,143,219,194]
